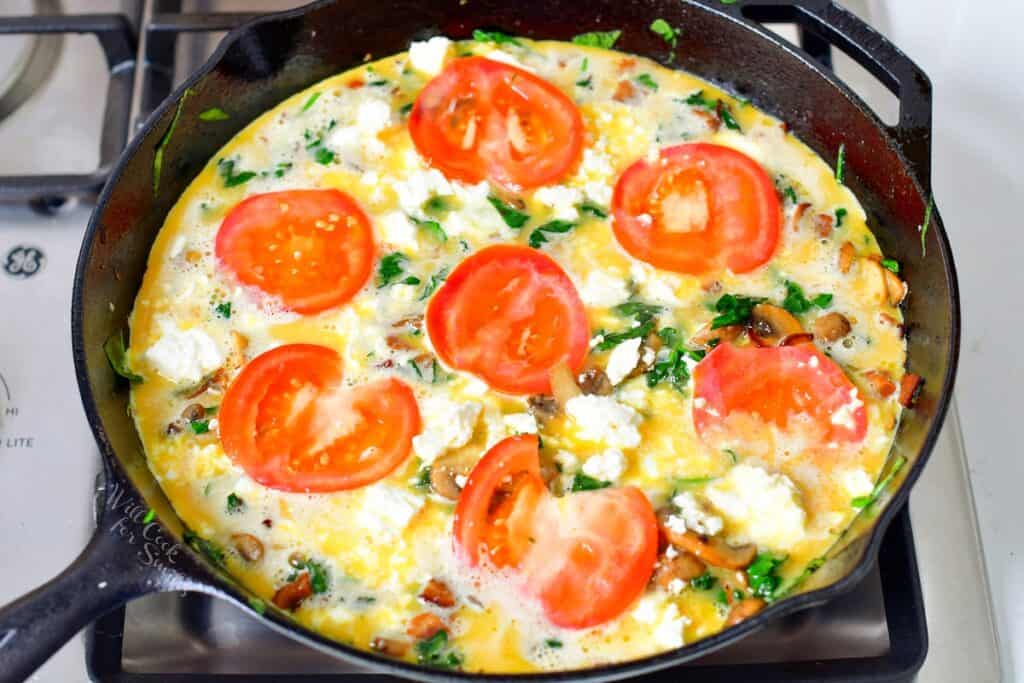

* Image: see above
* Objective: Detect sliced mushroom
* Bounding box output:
[406,612,446,640]
[749,304,804,347]
[659,515,757,570]
[420,578,457,608]
[272,572,313,611]
[899,373,923,408]
[787,202,810,233]
[577,367,612,396]
[231,533,265,562]
[371,637,410,658]
[181,403,206,422]
[863,370,897,398]
[653,551,707,590]
[725,598,767,626]
[838,241,856,274]
[430,453,474,501]
[878,312,905,337]
[527,394,559,422]
[813,312,852,342]
[549,360,582,407]
[613,79,638,103]
[882,268,908,306]
[779,332,815,346]
[690,322,743,349]
[813,213,834,238]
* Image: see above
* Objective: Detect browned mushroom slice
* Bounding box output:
[787,202,810,233]
[653,551,707,590]
[882,268,908,306]
[659,514,757,570]
[371,637,410,658]
[527,394,559,422]
[420,578,457,608]
[813,213,834,238]
[577,367,613,396]
[813,312,852,342]
[690,322,743,349]
[613,79,638,103]
[863,369,897,398]
[749,304,804,347]
[231,533,265,562]
[838,241,856,274]
[779,332,815,346]
[406,612,446,640]
[430,453,474,501]
[181,402,206,422]
[272,572,313,611]
[725,598,767,626]
[899,373,923,408]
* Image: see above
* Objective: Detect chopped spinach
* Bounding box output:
[635,73,659,91]
[314,145,336,165]
[410,216,447,243]
[301,91,321,112]
[142,508,156,524]
[545,639,564,648]
[578,200,608,218]
[215,301,232,318]
[226,493,244,513]
[571,30,621,49]
[783,186,799,204]
[271,161,293,178]
[189,419,210,434]
[650,18,679,48]
[852,456,907,510]
[423,195,450,214]
[487,195,530,228]
[647,327,705,393]
[412,465,432,490]
[919,196,934,256]
[571,473,612,492]
[399,102,414,116]
[685,90,715,109]
[719,104,740,131]
[781,280,832,315]
[103,329,143,383]
[471,29,520,46]
[218,158,258,188]
[288,558,329,594]
[835,207,848,227]
[377,252,410,287]
[835,143,846,183]
[416,630,463,670]
[593,320,655,352]
[199,107,229,121]
[184,531,226,568]
[528,219,575,248]
[419,266,450,301]
[711,293,764,329]
[690,572,716,591]
[747,553,786,600]
[153,87,190,195]
[613,301,662,321]
[248,597,267,615]
[881,258,900,274]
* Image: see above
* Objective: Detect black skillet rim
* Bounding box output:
[71,1,960,680]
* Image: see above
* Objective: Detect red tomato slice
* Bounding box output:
[425,245,589,395]
[454,435,658,629]
[692,342,867,445]
[219,344,420,492]
[215,189,375,314]
[612,143,781,275]
[409,56,584,190]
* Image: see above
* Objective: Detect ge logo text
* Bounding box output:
[3,245,45,279]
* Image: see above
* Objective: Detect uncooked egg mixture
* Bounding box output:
[126,34,911,673]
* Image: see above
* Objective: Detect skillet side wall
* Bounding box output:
[74,0,955,676]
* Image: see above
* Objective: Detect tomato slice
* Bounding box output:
[692,342,867,446]
[409,56,584,190]
[612,143,781,275]
[215,189,375,314]
[219,344,420,492]
[454,435,658,629]
[425,245,589,395]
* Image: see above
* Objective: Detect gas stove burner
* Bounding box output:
[0,1,63,124]
[28,194,78,215]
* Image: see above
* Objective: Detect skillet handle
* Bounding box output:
[727,0,934,185]
[0,486,198,682]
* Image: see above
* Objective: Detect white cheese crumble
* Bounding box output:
[838,468,874,498]
[554,450,579,472]
[358,484,423,536]
[581,448,627,483]
[670,491,724,536]
[533,185,582,221]
[503,412,538,435]
[631,595,689,649]
[605,337,642,386]
[393,168,453,217]
[565,394,642,448]
[485,49,532,71]
[579,270,630,308]
[666,578,686,595]
[411,396,482,464]
[629,263,681,306]
[327,97,393,166]
[144,320,223,385]
[407,36,452,76]
[378,212,420,252]
[704,464,807,552]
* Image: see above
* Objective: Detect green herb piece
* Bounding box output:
[647,343,704,393]
[575,75,593,88]
[104,329,143,383]
[288,558,329,594]
[719,0,739,4]
[581,57,589,72]
[153,88,190,195]
[593,319,655,352]
[184,531,225,568]
[690,573,716,591]
[571,473,612,492]
[420,267,450,301]
[715,587,729,606]
[199,107,229,121]
[781,281,832,315]
[407,358,424,379]
[685,90,715,109]
[377,252,409,287]
[301,91,321,112]
[635,73,659,91]
[747,553,786,600]
[368,78,389,87]
[142,508,156,524]
[528,220,576,248]
[657,327,683,348]
[783,186,798,204]
[571,30,622,49]
[402,275,422,285]
[852,456,907,510]
[189,420,210,434]
[835,143,846,183]
[218,158,258,188]
[613,301,662,321]
[674,476,717,487]
[719,105,740,131]
[356,595,377,603]
[918,196,934,256]
[733,589,745,601]
[487,195,530,228]
[423,196,450,214]
[578,200,608,218]
[413,465,432,490]
[410,216,447,242]
[272,161,292,178]
[545,639,563,648]
[650,18,679,48]
[399,102,414,116]
[248,597,266,615]
[472,29,520,46]
[416,630,463,670]
[711,293,764,329]
[215,301,232,318]
[314,146,336,165]
[881,258,900,274]
[835,207,848,227]
[226,493,244,513]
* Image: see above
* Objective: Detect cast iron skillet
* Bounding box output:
[0,0,959,680]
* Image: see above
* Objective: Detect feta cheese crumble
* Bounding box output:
[378,212,419,252]
[581,449,627,483]
[704,464,807,552]
[144,320,223,385]
[503,412,538,435]
[533,185,582,221]
[408,36,451,76]
[578,270,630,308]
[565,395,642,448]
[669,491,724,536]
[357,483,423,536]
[604,337,642,385]
[411,396,482,463]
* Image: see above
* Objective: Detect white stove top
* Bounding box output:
[0,1,1007,681]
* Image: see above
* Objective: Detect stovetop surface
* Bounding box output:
[0,1,1002,681]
